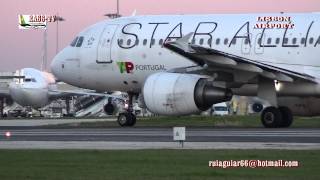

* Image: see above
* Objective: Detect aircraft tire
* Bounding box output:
[117,113,136,127]
[127,113,137,126]
[261,106,283,128]
[278,106,293,128]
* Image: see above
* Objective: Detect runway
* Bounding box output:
[0,128,319,143]
[0,127,319,150]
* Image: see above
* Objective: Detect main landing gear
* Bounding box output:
[261,106,293,128]
[117,92,137,127]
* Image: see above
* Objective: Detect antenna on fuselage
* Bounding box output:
[104,0,122,19]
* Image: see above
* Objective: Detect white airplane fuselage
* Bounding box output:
[52,13,320,93]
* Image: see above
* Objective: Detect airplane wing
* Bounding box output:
[0,76,25,79]
[48,89,126,100]
[164,33,317,84]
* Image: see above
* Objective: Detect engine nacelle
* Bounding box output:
[103,97,116,115]
[143,72,232,115]
[252,103,264,113]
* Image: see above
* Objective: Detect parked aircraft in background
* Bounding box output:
[0,68,123,117]
[51,13,320,127]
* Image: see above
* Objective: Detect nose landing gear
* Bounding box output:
[117,92,137,127]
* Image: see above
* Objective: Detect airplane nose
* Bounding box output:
[50,47,81,86]
[51,51,63,79]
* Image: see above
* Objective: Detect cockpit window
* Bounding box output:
[76,36,84,47]
[70,37,79,47]
[24,78,36,82]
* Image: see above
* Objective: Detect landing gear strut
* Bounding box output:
[117,92,137,127]
[261,106,293,128]
[0,97,4,118]
[258,78,293,128]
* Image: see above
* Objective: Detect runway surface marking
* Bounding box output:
[0,141,319,150]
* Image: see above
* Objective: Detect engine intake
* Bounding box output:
[103,97,115,115]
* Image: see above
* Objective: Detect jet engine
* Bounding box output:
[252,103,264,113]
[103,97,116,115]
[142,72,232,115]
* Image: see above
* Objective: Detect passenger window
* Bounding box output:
[127,39,131,46]
[159,39,164,45]
[143,39,147,46]
[151,39,155,46]
[224,38,228,45]
[309,38,314,44]
[208,38,212,45]
[70,37,78,47]
[258,38,262,45]
[283,38,288,44]
[199,38,204,45]
[292,38,297,45]
[275,38,280,44]
[118,39,123,46]
[231,39,236,45]
[301,38,306,44]
[135,39,139,45]
[267,38,272,44]
[76,36,84,47]
[192,39,196,44]
[244,39,249,45]
[216,38,220,45]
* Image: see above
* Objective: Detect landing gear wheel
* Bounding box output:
[261,107,282,128]
[117,113,136,127]
[127,113,136,126]
[118,113,128,127]
[278,106,293,128]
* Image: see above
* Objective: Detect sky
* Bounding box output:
[0,0,319,72]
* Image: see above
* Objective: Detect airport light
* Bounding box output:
[5,131,11,138]
[55,15,65,54]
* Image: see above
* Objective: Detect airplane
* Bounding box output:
[51,12,320,128]
[0,68,121,117]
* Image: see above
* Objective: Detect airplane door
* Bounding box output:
[96,24,118,64]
